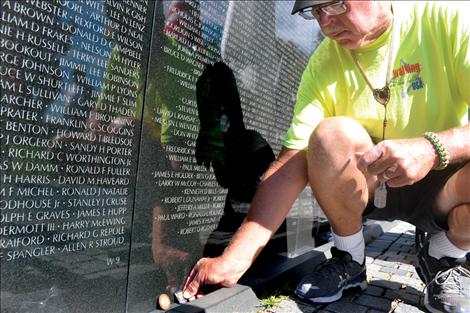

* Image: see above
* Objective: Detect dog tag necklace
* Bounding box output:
[350,21,395,208]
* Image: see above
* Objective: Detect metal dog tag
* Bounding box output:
[374,182,387,208]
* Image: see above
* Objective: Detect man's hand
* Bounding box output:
[356,138,438,187]
[182,256,248,300]
[182,148,308,301]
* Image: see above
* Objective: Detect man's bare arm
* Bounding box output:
[183,147,308,298]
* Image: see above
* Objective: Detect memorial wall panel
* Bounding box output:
[126,1,324,311]
[0,0,153,312]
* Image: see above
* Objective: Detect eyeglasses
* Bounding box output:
[299,1,347,20]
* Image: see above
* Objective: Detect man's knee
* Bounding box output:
[448,203,470,238]
[308,117,372,158]
[454,163,470,204]
[436,162,470,213]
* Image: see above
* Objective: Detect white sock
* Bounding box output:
[332,227,365,264]
[428,231,469,260]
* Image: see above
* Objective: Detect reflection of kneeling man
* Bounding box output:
[195,62,276,252]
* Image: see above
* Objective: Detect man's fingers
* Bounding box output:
[369,158,396,176]
[356,145,382,173]
[357,144,402,176]
[386,177,406,188]
[183,262,201,298]
[386,174,413,188]
[356,147,382,173]
[183,277,201,299]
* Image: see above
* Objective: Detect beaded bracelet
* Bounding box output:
[422,132,449,170]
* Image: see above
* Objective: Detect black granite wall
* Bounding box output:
[0,1,325,312]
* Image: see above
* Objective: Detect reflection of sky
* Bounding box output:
[161,1,319,56]
[200,1,227,44]
[275,1,320,55]
[200,1,228,31]
[163,1,227,45]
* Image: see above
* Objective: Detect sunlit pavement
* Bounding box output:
[263,222,428,313]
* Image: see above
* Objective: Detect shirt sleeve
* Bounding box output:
[283,50,331,150]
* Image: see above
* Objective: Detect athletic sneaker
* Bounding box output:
[294,247,367,303]
[416,243,470,313]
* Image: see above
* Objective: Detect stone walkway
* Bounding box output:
[262,222,428,313]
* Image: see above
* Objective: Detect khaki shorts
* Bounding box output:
[363,162,468,235]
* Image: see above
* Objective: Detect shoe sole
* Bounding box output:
[424,292,449,313]
[424,292,440,313]
[295,280,368,304]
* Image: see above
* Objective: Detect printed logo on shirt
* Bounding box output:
[390,59,425,97]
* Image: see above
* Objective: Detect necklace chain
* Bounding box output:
[350,20,395,141]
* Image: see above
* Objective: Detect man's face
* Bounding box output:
[315,1,391,49]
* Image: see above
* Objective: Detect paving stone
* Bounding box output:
[365,263,382,272]
[408,269,420,279]
[340,290,361,302]
[390,252,406,259]
[325,301,368,313]
[400,251,416,258]
[388,244,404,251]
[363,285,384,297]
[394,274,421,283]
[366,246,385,253]
[380,234,400,240]
[367,270,392,281]
[368,240,392,249]
[402,285,424,296]
[393,302,426,313]
[384,289,420,305]
[372,259,399,268]
[365,251,382,258]
[396,237,413,243]
[379,267,408,276]
[297,302,318,313]
[383,254,408,262]
[398,275,425,285]
[389,225,414,233]
[369,279,403,290]
[365,256,375,264]
[278,299,316,313]
[398,263,415,271]
[355,294,392,311]
[403,279,425,291]
[381,251,400,258]
[398,248,414,254]
[388,274,415,286]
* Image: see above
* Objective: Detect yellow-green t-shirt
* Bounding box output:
[284,1,470,150]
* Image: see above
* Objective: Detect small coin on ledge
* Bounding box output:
[157,293,172,311]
